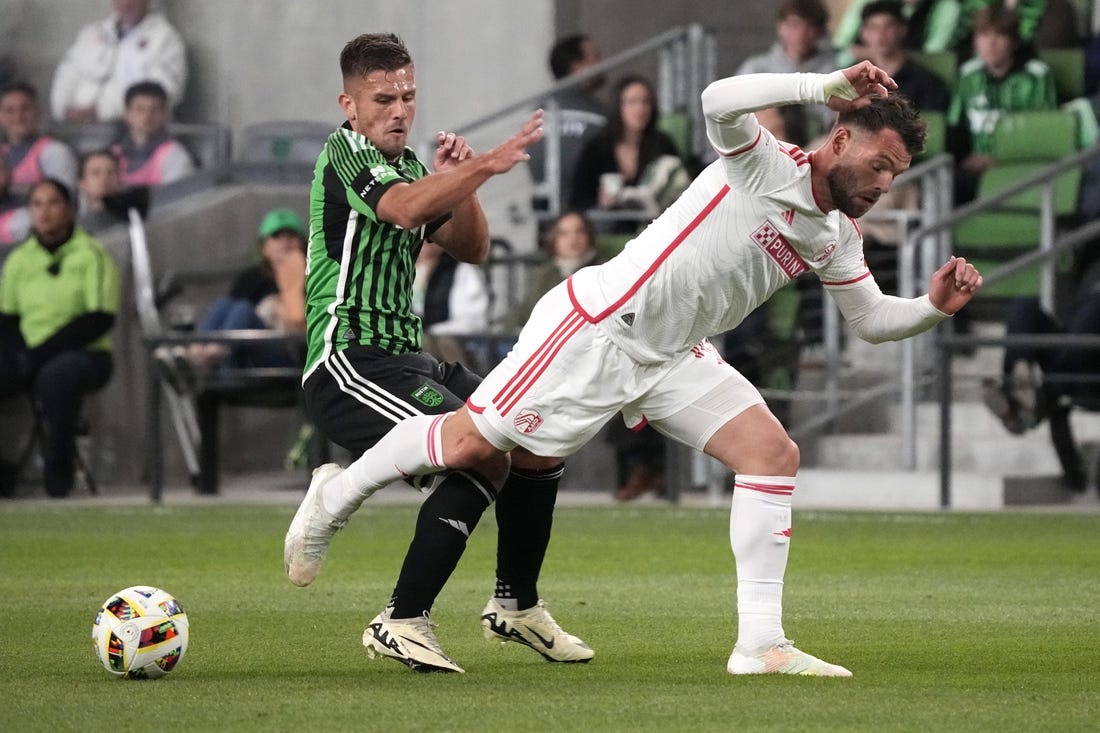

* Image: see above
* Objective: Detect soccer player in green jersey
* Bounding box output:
[284,33,592,672]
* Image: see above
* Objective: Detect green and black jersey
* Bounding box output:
[303,122,449,379]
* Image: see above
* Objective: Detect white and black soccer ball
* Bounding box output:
[91,585,189,679]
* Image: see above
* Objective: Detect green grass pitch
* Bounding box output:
[0,501,1097,732]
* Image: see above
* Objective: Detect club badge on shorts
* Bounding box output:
[513,408,543,434]
[411,384,444,407]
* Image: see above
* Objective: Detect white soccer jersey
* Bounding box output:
[468,71,947,455]
[569,74,873,364]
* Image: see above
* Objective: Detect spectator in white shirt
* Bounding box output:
[50,0,187,123]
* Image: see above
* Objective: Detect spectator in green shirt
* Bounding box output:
[951,0,1080,59]
[0,178,118,497]
[947,4,1057,202]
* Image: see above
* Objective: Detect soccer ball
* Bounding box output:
[91,586,189,679]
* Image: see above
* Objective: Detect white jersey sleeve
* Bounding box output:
[701,70,856,195]
[828,277,948,343]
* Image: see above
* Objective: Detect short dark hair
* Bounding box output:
[124,80,168,107]
[79,149,119,179]
[860,0,906,25]
[778,0,828,31]
[549,34,589,80]
[0,80,37,103]
[837,92,926,157]
[973,5,1020,38]
[340,33,412,81]
[30,177,74,208]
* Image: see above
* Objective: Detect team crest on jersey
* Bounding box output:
[412,384,444,407]
[812,241,837,262]
[513,409,544,434]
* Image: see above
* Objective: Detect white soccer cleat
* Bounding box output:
[727,639,852,677]
[363,610,465,673]
[283,463,346,587]
[481,598,594,663]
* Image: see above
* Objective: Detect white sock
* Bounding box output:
[321,413,449,517]
[730,474,795,653]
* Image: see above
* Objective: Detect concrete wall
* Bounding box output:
[2,1,553,138]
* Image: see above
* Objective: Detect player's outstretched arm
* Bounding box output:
[927,256,982,315]
[377,110,544,232]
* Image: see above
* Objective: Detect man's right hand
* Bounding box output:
[825,61,897,113]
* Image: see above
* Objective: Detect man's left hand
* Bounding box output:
[928,256,983,315]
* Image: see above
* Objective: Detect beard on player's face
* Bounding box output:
[826,162,879,218]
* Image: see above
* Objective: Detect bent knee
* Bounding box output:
[743,433,800,476]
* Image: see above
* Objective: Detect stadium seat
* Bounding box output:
[918,109,946,160]
[1038,47,1085,104]
[954,110,1081,298]
[658,110,692,161]
[234,120,332,183]
[909,51,957,94]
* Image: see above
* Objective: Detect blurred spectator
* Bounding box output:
[111,81,195,186]
[834,0,961,66]
[0,82,79,196]
[0,55,16,91]
[951,0,1080,58]
[736,0,838,136]
[754,105,814,146]
[504,210,605,331]
[981,256,1100,493]
[0,156,30,257]
[0,179,118,497]
[50,0,187,123]
[413,240,491,365]
[528,33,608,216]
[187,208,307,372]
[570,74,689,230]
[856,1,951,111]
[947,4,1057,203]
[76,150,126,234]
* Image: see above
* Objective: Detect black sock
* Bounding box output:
[493,463,563,609]
[389,470,497,618]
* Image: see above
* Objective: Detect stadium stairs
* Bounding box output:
[793,322,1100,511]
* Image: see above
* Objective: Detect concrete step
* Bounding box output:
[810,430,1068,474]
[791,467,1085,510]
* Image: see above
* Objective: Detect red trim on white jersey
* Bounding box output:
[491,310,587,416]
[630,416,650,432]
[467,398,486,414]
[848,216,862,239]
[568,185,732,323]
[722,129,762,157]
[821,271,872,286]
[806,151,831,215]
[779,142,808,167]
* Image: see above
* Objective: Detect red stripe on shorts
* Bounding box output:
[493,311,586,416]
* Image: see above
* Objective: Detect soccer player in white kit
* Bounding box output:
[286,60,983,675]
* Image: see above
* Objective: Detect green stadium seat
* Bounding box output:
[954,110,1082,299]
[596,233,633,259]
[657,111,692,161]
[1038,47,1085,104]
[918,110,946,160]
[1062,97,1100,149]
[909,51,957,94]
[989,109,1078,161]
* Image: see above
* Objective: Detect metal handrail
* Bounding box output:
[444,24,715,219]
[890,144,1100,472]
